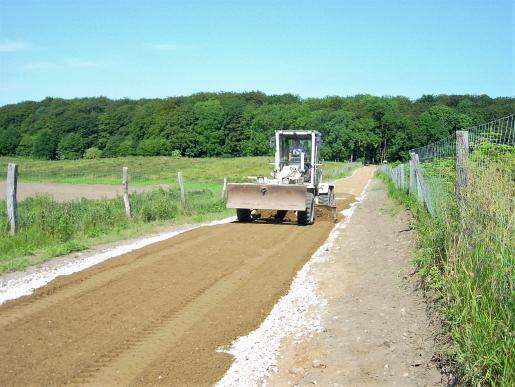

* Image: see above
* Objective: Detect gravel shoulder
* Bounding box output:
[268,177,442,386]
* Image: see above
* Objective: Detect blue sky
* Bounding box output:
[0,0,513,105]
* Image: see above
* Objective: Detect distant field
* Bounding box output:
[0,156,356,188]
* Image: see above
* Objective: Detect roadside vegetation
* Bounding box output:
[378,144,514,386]
[0,157,359,273]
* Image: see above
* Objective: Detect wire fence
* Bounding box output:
[380,114,514,221]
[0,158,218,186]
[0,157,359,202]
[324,162,361,181]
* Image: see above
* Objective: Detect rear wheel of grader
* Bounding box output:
[298,192,315,225]
[236,208,252,222]
[329,188,335,206]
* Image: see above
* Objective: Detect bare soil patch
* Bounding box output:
[0,181,165,201]
[0,167,374,386]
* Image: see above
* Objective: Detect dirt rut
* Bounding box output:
[0,167,374,386]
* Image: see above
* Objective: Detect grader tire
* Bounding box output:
[236,208,252,222]
[275,210,288,221]
[318,188,335,206]
[298,192,315,225]
[318,194,329,205]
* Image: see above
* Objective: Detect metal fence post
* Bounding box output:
[456,130,469,204]
[409,159,415,196]
[399,163,405,192]
[6,163,18,235]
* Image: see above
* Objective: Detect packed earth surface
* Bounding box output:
[267,177,442,386]
[0,166,442,386]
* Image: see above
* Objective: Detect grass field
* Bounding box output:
[0,156,356,187]
[0,157,360,273]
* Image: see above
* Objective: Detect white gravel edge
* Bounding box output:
[216,179,372,387]
[0,216,236,304]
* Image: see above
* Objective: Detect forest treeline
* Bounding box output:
[0,92,513,162]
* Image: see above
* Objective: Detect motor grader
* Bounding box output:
[227,130,336,225]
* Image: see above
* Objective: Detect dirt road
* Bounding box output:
[268,178,442,386]
[0,181,164,201]
[0,167,374,386]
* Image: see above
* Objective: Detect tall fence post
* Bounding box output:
[409,159,415,195]
[122,167,131,218]
[178,172,186,207]
[410,152,434,216]
[222,177,228,199]
[6,163,18,235]
[456,130,469,204]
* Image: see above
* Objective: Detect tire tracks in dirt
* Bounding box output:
[77,229,303,386]
[0,227,228,329]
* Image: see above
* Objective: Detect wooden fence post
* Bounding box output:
[221,177,228,199]
[178,172,186,207]
[456,130,469,204]
[122,167,131,218]
[6,163,18,235]
[410,152,434,216]
[409,159,415,195]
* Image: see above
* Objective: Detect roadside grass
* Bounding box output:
[0,157,360,273]
[0,156,354,186]
[377,167,514,386]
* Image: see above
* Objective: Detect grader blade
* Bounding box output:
[227,183,307,211]
[315,204,337,222]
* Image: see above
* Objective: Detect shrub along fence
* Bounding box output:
[379,114,514,385]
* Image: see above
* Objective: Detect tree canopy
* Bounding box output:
[0,93,513,162]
